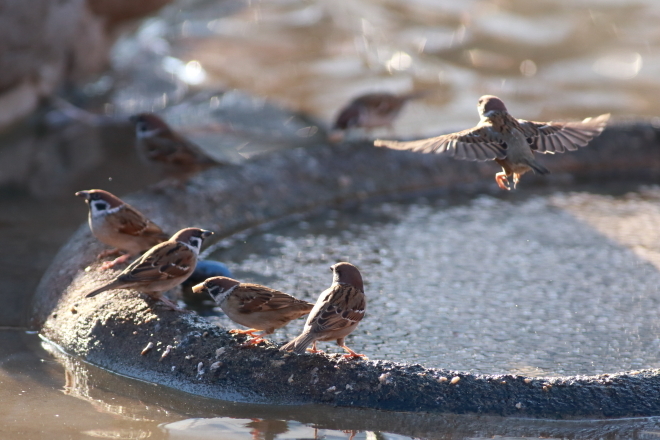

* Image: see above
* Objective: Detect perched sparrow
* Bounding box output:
[281,262,366,357]
[332,91,427,135]
[193,276,314,345]
[75,189,168,269]
[375,95,610,190]
[130,113,224,179]
[85,228,213,310]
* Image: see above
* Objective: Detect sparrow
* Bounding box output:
[130,113,224,179]
[192,276,314,345]
[75,189,168,269]
[281,262,366,358]
[374,95,610,190]
[85,228,213,310]
[332,91,427,137]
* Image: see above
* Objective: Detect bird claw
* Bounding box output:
[99,253,132,270]
[239,337,265,347]
[495,173,511,191]
[230,329,259,337]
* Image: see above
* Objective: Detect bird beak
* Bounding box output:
[191,282,206,295]
[201,230,214,238]
[75,191,89,200]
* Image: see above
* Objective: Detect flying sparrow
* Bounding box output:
[75,189,168,269]
[281,262,366,358]
[374,95,610,190]
[130,113,224,179]
[332,91,427,137]
[192,276,314,345]
[85,227,213,310]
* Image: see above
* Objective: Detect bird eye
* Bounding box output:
[94,202,107,211]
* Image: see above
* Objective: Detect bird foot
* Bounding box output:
[155,296,189,312]
[97,248,122,259]
[240,336,266,347]
[99,253,132,270]
[230,328,259,337]
[495,173,511,191]
[340,345,366,359]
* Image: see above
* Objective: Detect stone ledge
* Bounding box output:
[32,121,660,417]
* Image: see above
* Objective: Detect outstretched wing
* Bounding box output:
[519,113,610,154]
[374,124,507,161]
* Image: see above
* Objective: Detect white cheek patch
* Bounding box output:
[136,128,162,139]
[181,240,201,254]
[91,203,121,217]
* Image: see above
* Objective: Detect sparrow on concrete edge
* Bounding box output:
[130,113,225,179]
[281,262,366,358]
[85,227,213,311]
[75,189,168,269]
[375,95,609,190]
[332,91,427,139]
[193,276,314,346]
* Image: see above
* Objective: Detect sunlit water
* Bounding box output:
[4,0,660,438]
[111,0,660,137]
[205,186,660,376]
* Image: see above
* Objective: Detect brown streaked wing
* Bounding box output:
[518,113,610,154]
[106,205,165,237]
[374,125,507,161]
[309,285,365,334]
[235,285,313,313]
[117,243,193,284]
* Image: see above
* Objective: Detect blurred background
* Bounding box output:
[1,0,660,438]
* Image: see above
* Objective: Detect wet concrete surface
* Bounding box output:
[204,186,660,376]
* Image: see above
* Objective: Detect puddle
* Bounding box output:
[205,186,660,376]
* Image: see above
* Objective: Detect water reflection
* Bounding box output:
[22,333,660,439]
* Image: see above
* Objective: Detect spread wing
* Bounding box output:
[235,284,313,314]
[308,284,366,334]
[374,124,507,161]
[518,113,610,154]
[106,205,166,238]
[117,242,194,284]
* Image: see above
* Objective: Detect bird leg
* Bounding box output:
[153,295,187,312]
[513,173,521,189]
[100,253,133,270]
[495,172,511,191]
[230,328,260,337]
[340,344,366,359]
[97,248,122,259]
[306,341,324,354]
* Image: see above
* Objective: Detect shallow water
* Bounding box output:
[206,186,660,376]
[7,329,660,440]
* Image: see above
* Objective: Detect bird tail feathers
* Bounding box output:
[528,160,550,175]
[85,281,119,298]
[281,332,316,354]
